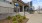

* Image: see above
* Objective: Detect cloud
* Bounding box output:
[33,4,38,10]
[32,0,42,10]
[37,0,40,2]
[22,0,31,3]
[27,0,31,2]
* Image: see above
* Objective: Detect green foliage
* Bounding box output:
[15,14,21,17]
[23,16,26,19]
[12,16,17,21]
[7,16,11,20]
[18,18,23,23]
[15,14,22,18]
[12,21,18,23]
[12,14,27,23]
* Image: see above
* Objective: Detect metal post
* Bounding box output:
[18,6,19,14]
[16,6,18,15]
[16,6,19,15]
[15,3,19,15]
[18,7,20,13]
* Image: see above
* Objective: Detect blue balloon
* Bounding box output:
[15,3,19,6]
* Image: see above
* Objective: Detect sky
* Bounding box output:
[22,0,31,3]
[22,0,42,10]
[32,0,42,10]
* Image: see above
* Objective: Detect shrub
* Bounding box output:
[15,14,21,17]
[7,16,11,20]
[23,16,26,19]
[12,16,17,21]
[15,14,22,19]
[12,14,27,23]
[18,18,23,23]
[12,21,18,23]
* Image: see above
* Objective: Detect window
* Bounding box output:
[10,2,12,4]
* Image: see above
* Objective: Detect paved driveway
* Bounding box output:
[26,14,42,23]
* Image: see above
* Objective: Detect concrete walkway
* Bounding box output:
[26,14,42,23]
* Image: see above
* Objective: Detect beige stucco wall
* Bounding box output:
[0,1,14,13]
[0,7,14,13]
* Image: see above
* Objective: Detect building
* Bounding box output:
[0,0,32,13]
[13,0,29,12]
[30,1,32,7]
[0,0,16,20]
[0,0,14,13]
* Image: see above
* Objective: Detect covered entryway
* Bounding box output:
[20,6,23,12]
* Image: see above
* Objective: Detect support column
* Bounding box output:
[19,7,20,12]
[23,6,24,12]
[23,6,25,16]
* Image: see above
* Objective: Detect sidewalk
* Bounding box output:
[26,14,42,23]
